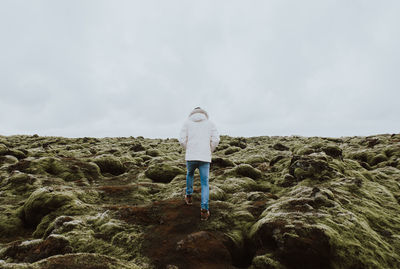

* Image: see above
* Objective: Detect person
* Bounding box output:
[179,107,220,221]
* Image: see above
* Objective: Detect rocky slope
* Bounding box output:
[0,133,399,269]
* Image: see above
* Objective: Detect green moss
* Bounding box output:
[244,155,268,167]
[0,208,24,239]
[250,253,286,269]
[272,143,289,151]
[235,164,262,180]
[7,148,27,160]
[145,149,161,157]
[370,154,388,166]
[276,174,297,187]
[209,185,226,201]
[20,157,92,182]
[225,146,241,155]
[130,142,145,152]
[32,253,142,269]
[21,188,90,237]
[322,145,342,158]
[93,155,126,176]
[229,138,247,149]
[4,172,37,194]
[217,177,258,193]
[289,155,334,181]
[145,163,184,183]
[211,157,235,167]
[294,146,315,155]
[0,143,8,155]
[0,155,19,166]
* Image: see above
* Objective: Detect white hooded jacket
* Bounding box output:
[179,108,220,163]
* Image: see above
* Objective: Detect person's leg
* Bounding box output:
[186,161,197,196]
[198,161,210,210]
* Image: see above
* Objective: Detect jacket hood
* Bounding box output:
[189,113,207,122]
[188,108,209,120]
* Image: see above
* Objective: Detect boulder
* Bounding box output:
[276,174,297,187]
[250,254,285,269]
[322,145,342,158]
[130,142,145,152]
[0,143,8,155]
[5,172,37,194]
[225,146,241,155]
[250,216,331,268]
[0,210,24,239]
[289,155,334,181]
[229,138,247,149]
[93,155,126,176]
[218,177,258,193]
[7,148,27,160]
[0,234,71,263]
[244,155,267,167]
[145,163,184,183]
[0,155,18,165]
[21,187,76,228]
[11,157,91,182]
[77,161,101,180]
[212,157,235,168]
[272,143,289,151]
[269,155,285,166]
[235,164,262,180]
[28,253,141,269]
[370,154,388,166]
[145,149,162,157]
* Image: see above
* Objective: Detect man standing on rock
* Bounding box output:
[179,107,220,221]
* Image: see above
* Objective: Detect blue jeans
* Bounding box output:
[186,161,210,210]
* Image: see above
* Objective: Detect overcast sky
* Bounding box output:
[0,0,399,139]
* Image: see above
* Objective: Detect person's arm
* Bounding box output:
[179,121,188,149]
[210,121,220,152]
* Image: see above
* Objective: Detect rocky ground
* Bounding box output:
[0,133,399,269]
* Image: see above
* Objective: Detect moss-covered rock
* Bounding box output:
[7,148,27,160]
[0,208,24,239]
[145,163,185,183]
[77,161,101,181]
[145,149,161,157]
[322,145,342,158]
[229,138,247,149]
[215,143,230,151]
[93,155,126,176]
[370,153,388,166]
[11,157,93,182]
[212,157,235,168]
[130,142,145,152]
[244,155,268,167]
[21,187,77,228]
[289,155,334,181]
[0,155,18,165]
[250,254,286,269]
[0,143,8,155]
[225,146,241,155]
[272,143,289,151]
[235,164,262,179]
[6,253,142,269]
[276,173,297,187]
[4,172,37,194]
[0,234,71,263]
[217,177,258,193]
